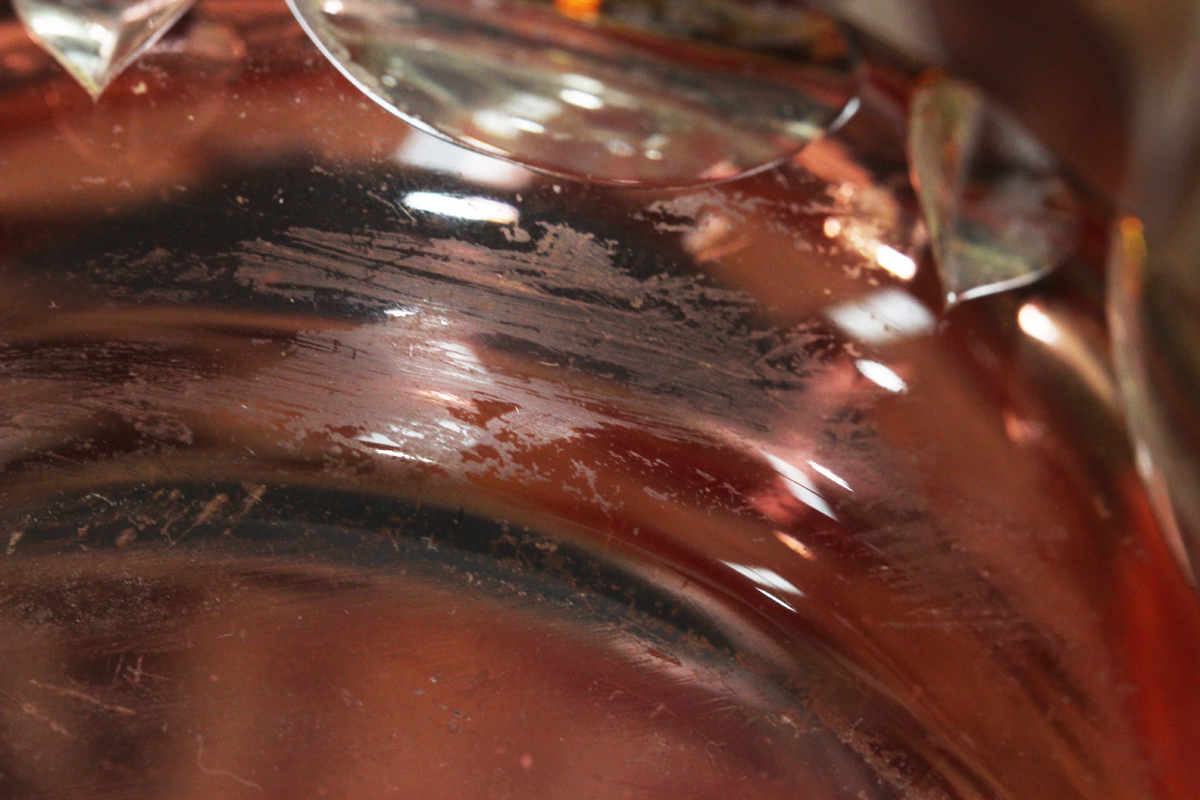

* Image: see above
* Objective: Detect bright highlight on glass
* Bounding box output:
[1018,302,1061,345]
[396,134,533,190]
[874,244,918,281]
[807,460,852,492]
[762,453,837,520]
[856,359,908,393]
[755,589,797,612]
[827,289,935,345]
[723,562,805,596]
[558,89,605,111]
[403,192,520,225]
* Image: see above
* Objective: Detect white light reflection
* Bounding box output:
[472,110,550,139]
[88,22,116,58]
[723,562,805,596]
[511,118,546,134]
[806,460,852,492]
[417,389,473,410]
[385,307,419,318]
[756,589,797,612]
[1015,302,1116,407]
[559,89,604,110]
[561,73,606,94]
[874,244,918,280]
[828,96,862,133]
[762,453,837,520]
[504,92,562,122]
[321,0,343,12]
[856,359,908,393]
[404,192,520,225]
[396,134,532,189]
[23,15,90,40]
[783,120,823,139]
[355,432,437,464]
[826,289,935,344]
[471,109,519,139]
[433,340,483,370]
[606,139,635,157]
[1018,302,1060,345]
[642,133,669,150]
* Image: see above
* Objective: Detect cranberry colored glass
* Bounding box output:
[0,3,1197,799]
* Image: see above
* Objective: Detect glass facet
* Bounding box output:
[287,0,860,184]
[908,76,1081,306]
[12,0,196,98]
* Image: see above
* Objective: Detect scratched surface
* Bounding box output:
[0,2,1198,799]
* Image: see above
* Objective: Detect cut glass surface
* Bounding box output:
[908,76,1080,306]
[287,0,860,184]
[13,0,196,99]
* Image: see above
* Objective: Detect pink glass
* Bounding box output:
[0,2,1196,799]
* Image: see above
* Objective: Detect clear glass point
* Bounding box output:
[14,0,196,99]
[908,77,1080,306]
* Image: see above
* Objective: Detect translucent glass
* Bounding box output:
[908,76,1080,306]
[0,2,1198,799]
[1109,214,1200,586]
[287,0,859,183]
[12,0,195,98]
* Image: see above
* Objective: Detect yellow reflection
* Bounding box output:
[555,0,601,21]
[774,531,815,560]
[1119,216,1147,265]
